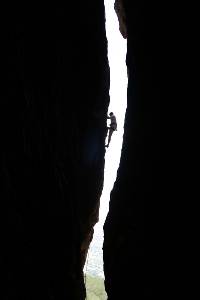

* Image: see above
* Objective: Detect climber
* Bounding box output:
[105,112,117,148]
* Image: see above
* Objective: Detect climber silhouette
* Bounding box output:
[105,112,117,148]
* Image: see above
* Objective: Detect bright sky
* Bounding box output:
[100,0,127,221]
[85,0,127,280]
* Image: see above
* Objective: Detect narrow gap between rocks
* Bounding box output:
[84,1,128,299]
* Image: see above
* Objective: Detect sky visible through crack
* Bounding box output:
[84,0,127,280]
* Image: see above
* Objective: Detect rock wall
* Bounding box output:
[1,0,163,298]
[104,1,161,298]
[1,2,109,299]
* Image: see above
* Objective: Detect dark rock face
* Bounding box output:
[1,0,163,298]
[1,2,109,299]
[104,1,161,298]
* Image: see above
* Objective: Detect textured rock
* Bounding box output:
[104,1,161,298]
[1,2,109,299]
[114,0,127,39]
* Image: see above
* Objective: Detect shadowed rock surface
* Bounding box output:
[104,1,161,298]
[1,0,163,298]
[1,2,109,299]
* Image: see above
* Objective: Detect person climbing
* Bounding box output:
[105,112,117,148]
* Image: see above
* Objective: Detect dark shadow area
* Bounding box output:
[1,2,109,300]
[0,0,163,299]
[103,0,162,298]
